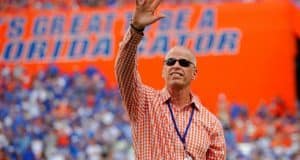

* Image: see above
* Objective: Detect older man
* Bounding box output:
[115,0,226,159]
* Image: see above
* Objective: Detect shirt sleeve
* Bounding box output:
[114,28,153,122]
[206,120,226,160]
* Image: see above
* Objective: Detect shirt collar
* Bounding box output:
[160,88,201,111]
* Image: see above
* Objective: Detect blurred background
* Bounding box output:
[0,0,300,159]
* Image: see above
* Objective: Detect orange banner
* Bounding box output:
[0,1,297,114]
[293,4,300,37]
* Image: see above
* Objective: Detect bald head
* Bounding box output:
[166,46,197,66]
[162,45,198,90]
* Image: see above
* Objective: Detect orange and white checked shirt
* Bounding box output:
[115,28,226,160]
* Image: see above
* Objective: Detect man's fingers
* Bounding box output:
[157,14,166,20]
[149,14,165,25]
[145,0,153,6]
[134,0,164,27]
[136,0,145,5]
[150,0,162,10]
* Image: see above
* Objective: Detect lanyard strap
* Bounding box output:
[167,100,195,150]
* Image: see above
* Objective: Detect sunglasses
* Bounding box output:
[164,58,194,67]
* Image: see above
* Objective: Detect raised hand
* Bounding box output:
[132,0,165,30]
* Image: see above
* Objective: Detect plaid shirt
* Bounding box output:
[115,28,226,160]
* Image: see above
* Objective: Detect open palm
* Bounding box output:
[132,0,165,29]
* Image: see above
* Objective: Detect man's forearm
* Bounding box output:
[115,27,143,89]
[115,27,143,120]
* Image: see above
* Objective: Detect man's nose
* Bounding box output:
[173,61,182,67]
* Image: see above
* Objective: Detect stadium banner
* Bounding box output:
[0,1,297,114]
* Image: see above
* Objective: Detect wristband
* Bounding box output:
[130,23,145,32]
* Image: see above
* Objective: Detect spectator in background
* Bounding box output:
[0,148,9,160]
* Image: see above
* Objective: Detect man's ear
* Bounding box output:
[162,67,165,79]
[192,68,197,80]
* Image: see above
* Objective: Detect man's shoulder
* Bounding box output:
[140,84,161,99]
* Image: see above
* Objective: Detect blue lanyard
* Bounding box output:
[167,100,195,150]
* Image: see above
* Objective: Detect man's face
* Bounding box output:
[162,46,197,90]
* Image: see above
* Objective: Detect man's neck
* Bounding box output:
[168,87,191,108]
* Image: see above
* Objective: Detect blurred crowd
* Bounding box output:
[217,94,300,160]
[0,0,262,11]
[0,65,299,160]
[0,65,133,160]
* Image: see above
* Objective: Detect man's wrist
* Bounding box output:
[130,23,145,32]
